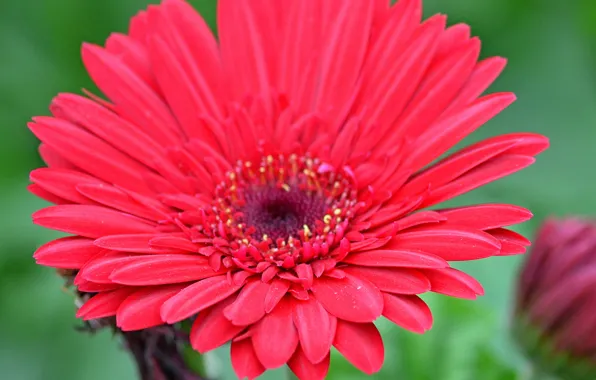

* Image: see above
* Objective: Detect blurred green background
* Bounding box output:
[1,0,595,379]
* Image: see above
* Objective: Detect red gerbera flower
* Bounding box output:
[29,0,548,378]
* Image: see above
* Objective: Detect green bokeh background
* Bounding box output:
[1,0,594,379]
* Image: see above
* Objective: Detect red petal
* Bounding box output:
[423,268,484,299]
[33,205,155,238]
[389,225,501,261]
[439,204,532,230]
[76,183,169,221]
[311,274,383,323]
[490,228,531,255]
[160,275,241,324]
[288,346,330,380]
[292,298,334,364]
[382,293,433,333]
[81,43,182,147]
[252,297,299,369]
[190,297,245,354]
[30,168,100,204]
[422,154,536,208]
[333,320,384,375]
[224,279,269,326]
[80,253,139,283]
[264,278,290,313]
[34,237,100,269]
[343,249,448,268]
[94,234,181,254]
[76,288,135,320]
[231,339,265,380]
[116,284,185,331]
[109,254,222,285]
[342,266,431,294]
[408,92,516,170]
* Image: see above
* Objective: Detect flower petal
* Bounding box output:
[76,288,135,320]
[382,293,433,333]
[190,296,245,354]
[343,266,431,294]
[109,254,222,286]
[33,205,155,238]
[34,237,101,269]
[288,346,330,380]
[252,297,299,369]
[422,268,484,299]
[343,249,448,268]
[161,275,242,324]
[224,279,269,326]
[333,320,384,375]
[439,204,533,230]
[116,284,185,331]
[311,274,383,323]
[389,225,501,261]
[292,297,335,364]
[231,339,265,380]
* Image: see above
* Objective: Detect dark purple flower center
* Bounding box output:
[241,186,327,241]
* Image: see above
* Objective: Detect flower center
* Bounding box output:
[205,154,360,268]
[241,185,327,241]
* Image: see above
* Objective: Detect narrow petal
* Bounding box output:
[231,339,266,380]
[343,249,448,268]
[30,168,101,204]
[264,278,290,313]
[408,92,517,170]
[288,346,330,380]
[81,43,183,146]
[161,275,242,324]
[224,279,269,326]
[116,284,185,331]
[311,274,383,323]
[109,254,223,285]
[76,288,135,320]
[34,237,100,269]
[250,297,298,369]
[439,204,533,230]
[33,205,155,238]
[389,226,501,261]
[28,117,153,194]
[190,296,245,354]
[94,233,184,253]
[342,266,431,295]
[422,268,484,299]
[292,297,334,364]
[333,320,384,375]
[382,293,432,333]
[422,154,537,208]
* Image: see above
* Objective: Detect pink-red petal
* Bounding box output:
[292,297,335,364]
[382,293,433,333]
[116,284,185,331]
[333,320,384,375]
[161,275,242,324]
[252,297,299,369]
[311,274,383,323]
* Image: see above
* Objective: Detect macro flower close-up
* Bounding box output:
[11,0,596,378]
[24,0,551,378]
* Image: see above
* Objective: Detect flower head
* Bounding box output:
[514,218,596,380]
[30,0,548,378]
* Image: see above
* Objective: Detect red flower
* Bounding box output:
[30,0,548,378]
[514,218,596,379]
